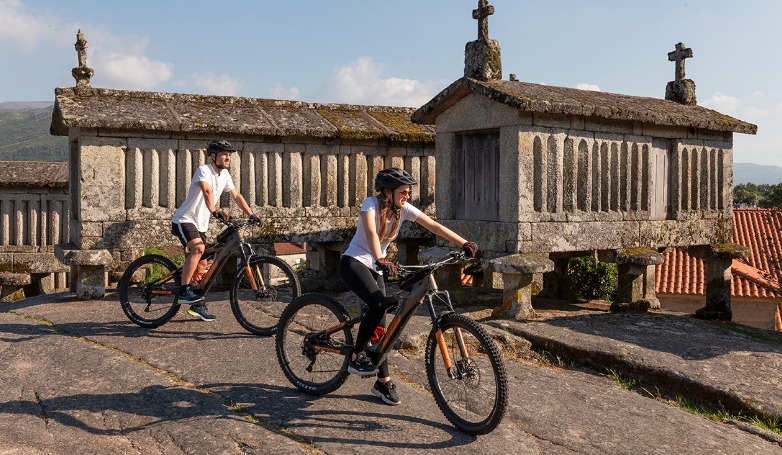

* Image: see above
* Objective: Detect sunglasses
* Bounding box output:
[394,189,412,197]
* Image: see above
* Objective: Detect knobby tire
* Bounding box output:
[425,313,508,435]
[118,254,181,328]
[230,255,301,336]
[276,293,353,395]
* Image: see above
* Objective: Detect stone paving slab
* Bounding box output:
[490,311,782,420]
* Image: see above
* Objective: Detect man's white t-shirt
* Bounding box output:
[172,164,235,232]
[343,196,421,274]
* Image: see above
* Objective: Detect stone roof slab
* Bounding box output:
[411,77,757,135]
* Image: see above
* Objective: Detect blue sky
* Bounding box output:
[2,0,781,167]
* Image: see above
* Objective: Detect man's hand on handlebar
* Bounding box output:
[212,210,230,222]
[249,213,263,227]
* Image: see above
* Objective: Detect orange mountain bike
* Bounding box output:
[275,251,508,435]
[118,217,300,335]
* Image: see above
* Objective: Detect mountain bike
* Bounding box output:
[275,251,508,435]
[118,217,301,335]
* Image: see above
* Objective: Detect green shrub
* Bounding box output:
[567,255,617,301]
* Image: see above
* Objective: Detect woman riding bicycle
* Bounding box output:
[338,167,477,405]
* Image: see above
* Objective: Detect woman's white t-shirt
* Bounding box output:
[172,164,235,232]
[343,196,421,274]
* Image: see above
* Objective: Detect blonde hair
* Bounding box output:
[376,190,401,243]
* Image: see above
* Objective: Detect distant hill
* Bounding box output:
[0,103,68,162]
[733,162,782,185]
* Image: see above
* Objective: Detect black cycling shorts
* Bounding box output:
[171,222,206,247]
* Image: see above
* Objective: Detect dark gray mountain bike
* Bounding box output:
[275,251,508,435]
[118,217,300,335]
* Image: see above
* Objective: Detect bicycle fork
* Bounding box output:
[425,282,471,378]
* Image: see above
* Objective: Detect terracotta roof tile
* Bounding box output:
[656,208,781,299]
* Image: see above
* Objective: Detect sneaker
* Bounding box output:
[178,286,204,304]
[187,304,216,322]
[371,380,401,405]
[347,352,379,376]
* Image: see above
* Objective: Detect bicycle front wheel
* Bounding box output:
[118,254,181,328]
[425,313,508,435]
[276,293,353,395]
[230,255,301,336]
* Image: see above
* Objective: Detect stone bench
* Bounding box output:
[54,243,114,300]
[689,243,751,321]
[486,254,554,320]
[605,248,665,313]
[0,272,31,302]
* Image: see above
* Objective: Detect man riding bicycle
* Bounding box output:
[171,140,259,321]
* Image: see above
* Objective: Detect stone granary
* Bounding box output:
[50,31,436,298]
[411,1,757,320]
[0,161,70,301]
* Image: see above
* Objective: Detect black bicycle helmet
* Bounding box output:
[374,167,416,192]
[207,140,236,154]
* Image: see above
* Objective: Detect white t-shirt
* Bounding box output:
[343,196,421,274]
[172,163,235,232]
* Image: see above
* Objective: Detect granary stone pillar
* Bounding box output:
[690,243,751,321]
[55,244,114,300]
[486,254,553,320]
[605,248,665,313]
[0,273,31,302]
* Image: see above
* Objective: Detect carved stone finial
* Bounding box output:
[472,0,494,41]
[464,0,502,81]
[665,42,696,105]
[72,29,94,88]
[668,42,693,81]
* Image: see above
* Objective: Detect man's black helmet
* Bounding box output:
[207,140,236,154]
[374,167,416,192]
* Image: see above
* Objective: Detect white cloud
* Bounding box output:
[0,0,72,52]
[187,73,242,96]
[97,53,172,90]
[78,31,173,91]
[269,84,300,101]
[316,57,443,107]
[575,83,601,91]
[700,92,769,121]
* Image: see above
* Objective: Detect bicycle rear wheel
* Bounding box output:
[118,254,181,328]
[276,293,353,395]
[425,313,508,435]
[230,255,301,336]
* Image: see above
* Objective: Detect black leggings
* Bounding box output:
[338,255,390,379]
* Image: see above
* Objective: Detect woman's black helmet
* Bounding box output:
[375,167,416,192]
[207,140,236,154]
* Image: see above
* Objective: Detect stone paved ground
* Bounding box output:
[1,291,781,454]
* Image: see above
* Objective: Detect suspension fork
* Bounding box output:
[428,287,471,370]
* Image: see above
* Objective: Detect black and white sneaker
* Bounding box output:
[348,352,379,376]
[371,380,401,405]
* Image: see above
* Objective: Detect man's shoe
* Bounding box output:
[371,380,401,405]
[187,304,216,321]
[178,287,204,304]
[347,352,379,376]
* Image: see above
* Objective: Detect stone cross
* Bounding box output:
[668,42,693,81]
[72,29,94,87]
[472,0,494,41]
[75,29,88,67]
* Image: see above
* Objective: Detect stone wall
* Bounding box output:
[68,131,436,271]
[434,93,733,255]
[0,162,70,294]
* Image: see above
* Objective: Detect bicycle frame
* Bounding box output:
[148,220,264,297]
[311,254,466,370]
